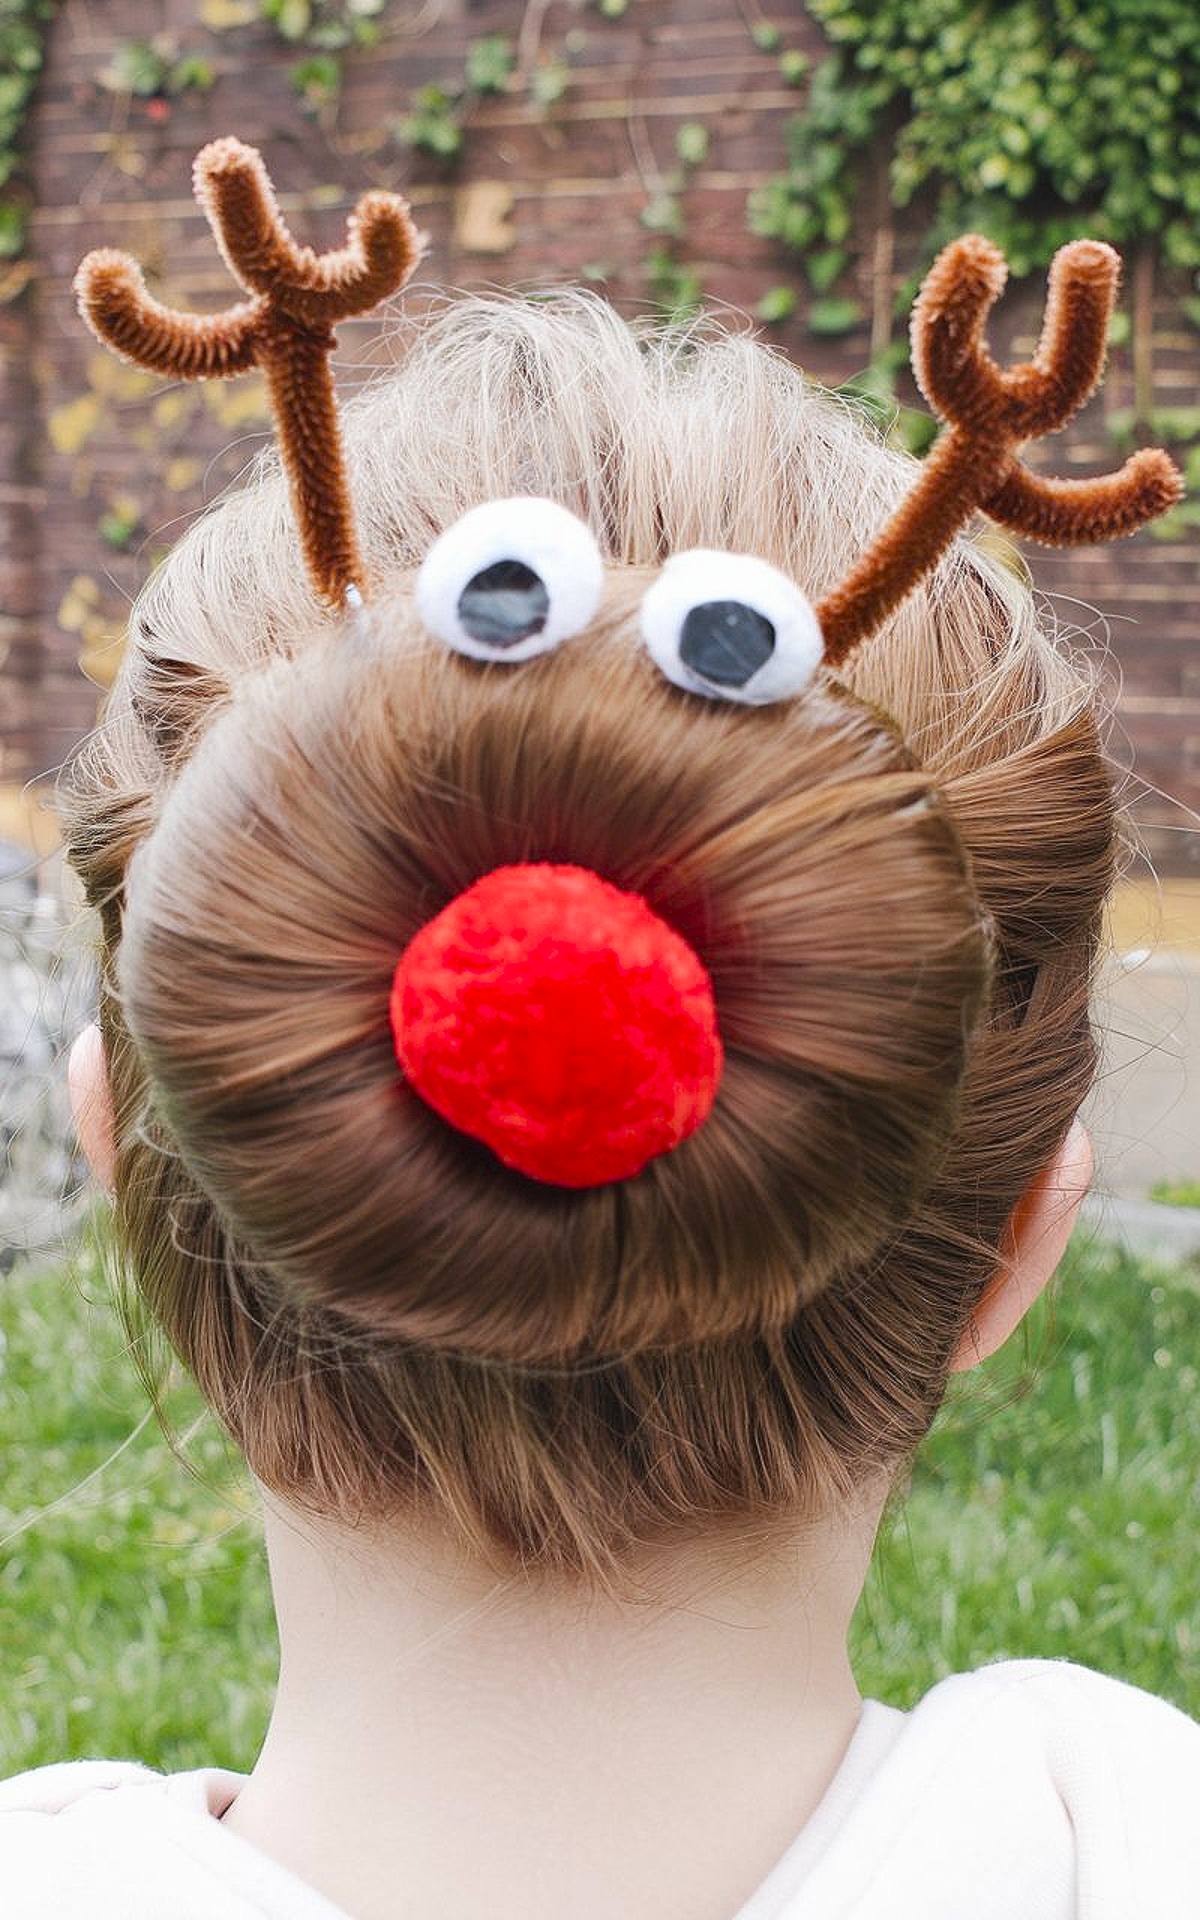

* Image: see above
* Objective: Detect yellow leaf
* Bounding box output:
[165,456,203,492]
[454,181,517,256]
[153,388,198,429]
[101,133,147,179]
[199,0,257,25]
[88,350,157,403]
[79,619,128,689]
[0,785,61,857]
[0,261,33,305]
[48,394,103,455]
[202,375,270,428]
[57,575,101,633]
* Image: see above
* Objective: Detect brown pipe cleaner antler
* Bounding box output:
[75,137,424,609]
[816,234,1183,666]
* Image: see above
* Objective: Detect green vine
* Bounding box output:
[748,4,1200,478]
[393,32,574,163]
[752,3,1200,281]
[394,36,513,160]
[0,0,54,259]
[749,0,1200,362]
[639,120,710,322]
[256,0,386,109]
[259,0,385,50]
[98,39,216,105]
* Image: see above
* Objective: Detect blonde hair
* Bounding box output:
[60,291,1115,1587]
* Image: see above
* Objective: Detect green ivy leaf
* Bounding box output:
[465,34,514,95]
[0,201,27,259]
[645,249,704,323]
[531,61,570,109]
[308,21,352,48]
[1153,405,1200,441]
[896,406,938,457]
[756,284,797,323]
[290,53,340,101]
[394,85,464,158]
[0,73,30,114]
[423,118,462,156]
[263,0,312,43]
[675,122,710,168]
[1106,309,1131,348]
[170,55,215,93]
[1147,500,1200,540]
[99,40,171,96]
[640,192,684,238]
[98,502,141,550]
[412,84,456,113]
[779,49,810,86]
[807,295,864,336]
[805,246,847,292]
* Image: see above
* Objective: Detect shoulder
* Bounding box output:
[0,1758,160,1815]
[911,1655,1200,1757]
[776,1663,1200,1919]
[0,1758,245,1919]
[909,1660,1200,1910]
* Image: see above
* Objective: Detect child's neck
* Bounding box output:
[221,1490,881,1920]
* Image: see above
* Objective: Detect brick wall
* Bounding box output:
[4,0,1198,870]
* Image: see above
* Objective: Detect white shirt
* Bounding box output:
[2,1659,1197,1918]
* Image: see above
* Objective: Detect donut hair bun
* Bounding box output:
[118,625,990,1364]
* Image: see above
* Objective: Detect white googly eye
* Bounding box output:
[415,497,604,663]
[640,550,824,705]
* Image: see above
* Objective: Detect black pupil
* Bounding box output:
[457,559,550,649]
[679,600,776,688]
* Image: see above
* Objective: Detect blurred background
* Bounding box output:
[0,1,1197,1773]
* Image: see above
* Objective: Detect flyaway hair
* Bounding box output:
[73,136,423,608]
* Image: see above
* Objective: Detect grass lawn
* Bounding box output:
[1,1225,1197,1778]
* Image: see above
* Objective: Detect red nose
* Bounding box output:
[389,863,723,1187]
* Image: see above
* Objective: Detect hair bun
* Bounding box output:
[118,625,990,1363]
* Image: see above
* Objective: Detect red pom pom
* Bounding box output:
[390,863,723,1187]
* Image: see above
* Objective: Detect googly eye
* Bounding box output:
[415,497,604,664]
[640,550,824,705]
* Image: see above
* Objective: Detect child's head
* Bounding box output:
[61,287,1116,1589]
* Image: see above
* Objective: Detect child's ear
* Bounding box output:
[949,1119,1093,1374]
[69,1022,116,1196]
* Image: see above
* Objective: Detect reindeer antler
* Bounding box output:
[816,234,1183,667]
[74,137,424,609]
